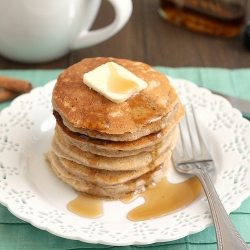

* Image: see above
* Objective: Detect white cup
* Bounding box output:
[0,0,132,63]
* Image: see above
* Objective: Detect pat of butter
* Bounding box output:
[83,62,147,103]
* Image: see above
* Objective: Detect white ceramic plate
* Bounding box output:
[0,78,250,246]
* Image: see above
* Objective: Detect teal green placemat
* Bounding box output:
[154,67,250,120]
[154,67,250,100]
[0,68,249,250]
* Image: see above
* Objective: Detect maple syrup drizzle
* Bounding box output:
[67,176,203,221]
[126,177,202,221]
[107,63,139,94]
[67,192,103,218]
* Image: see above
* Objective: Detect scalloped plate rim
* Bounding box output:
[0,78,249,246]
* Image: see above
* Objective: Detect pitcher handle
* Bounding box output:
[70,0,132,50]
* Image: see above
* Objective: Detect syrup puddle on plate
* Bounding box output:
[67,176,203,221]
[67,192,103,218]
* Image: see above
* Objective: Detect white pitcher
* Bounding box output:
[0,0,132,63]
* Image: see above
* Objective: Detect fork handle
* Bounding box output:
[194,166,250,250]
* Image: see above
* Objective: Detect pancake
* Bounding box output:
[47,149,172,186]
[52,57,182,141]
[50,126,178,171]
[46,57,184,200]
[54,103,184,157]
[46,150,171,200]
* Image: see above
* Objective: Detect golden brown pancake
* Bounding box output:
[46,57,184,200]
[46,150,171,200]
[51,126,179,171]
[53,103,184,157]
[47,149,172,186]
[52,57,182,141]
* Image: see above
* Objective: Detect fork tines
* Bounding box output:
[174,105,213,164]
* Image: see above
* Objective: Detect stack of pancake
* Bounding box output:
[46,57,184,200]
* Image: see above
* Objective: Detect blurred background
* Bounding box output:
[0,0,250,69]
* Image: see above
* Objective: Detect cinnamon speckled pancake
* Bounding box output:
[54,102,184,157]
[47,149,172,186]
[46,57,184,200]
[46,150,171,200]
[51,126,178,171]
[52,57,182,141]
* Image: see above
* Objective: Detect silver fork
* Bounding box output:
[173,105,250,250]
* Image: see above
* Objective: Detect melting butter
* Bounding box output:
[83,62,147,103]
[107,62,139,94]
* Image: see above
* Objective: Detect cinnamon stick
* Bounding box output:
[0,76,33,93]
[0,90,19,102]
